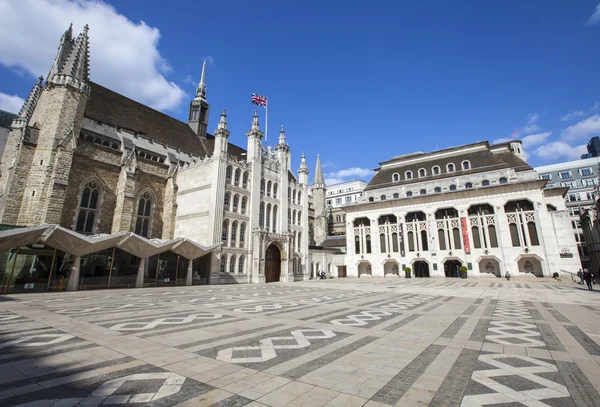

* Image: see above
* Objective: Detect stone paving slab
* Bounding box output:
[1,278,600,406]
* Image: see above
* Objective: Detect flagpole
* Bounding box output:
[265,98,269,144]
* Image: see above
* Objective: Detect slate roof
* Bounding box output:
[84,82,247,160]
[322,235,347,248]
[365,142,531,191]
[0,110,17,128]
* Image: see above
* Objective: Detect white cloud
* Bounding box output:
[0,93,24,114]
[527,113,539,124]
[521,113,540,134]
[492,131,551,149]
[0,0,187,112]
[324,177,345,186]
[561,115,600,141]
[327,167,373,179]
[592,102,600,111]
[588,3,600,25]
[534,142,587,161]
[560,110,585,121]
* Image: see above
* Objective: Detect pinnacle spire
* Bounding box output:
[214,108,230,138]
[278,125,286,145]
[196,60,207,101]
[313,154,325,186]
[48,24,90,91]
[18,76,44,120]
[252,109,260,130]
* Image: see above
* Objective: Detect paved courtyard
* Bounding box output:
[1,278,600,406]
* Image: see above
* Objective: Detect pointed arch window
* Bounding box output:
[222,219,229,243]
[242,172,249,189]
[366,235,372,253]
[226,166,233,183]
[298,232,302,252]
[273,183,278,198]
[272,205,278,232]
[259,202,265,227]
[229,254,236,274]
[232,194,239,212]
[298,210,302,225]
[224,192,230,209]
[240,222,246,248]
[76,180,102,234]
[234,168,241,186]
[267,180,272,197]
[292,209,296,225]
[220,255,227,273]
[288,208,291,224]
[134,191,153,238]
[293,189,297,203]
[297,192,301,205]
[355,235,361,254]
[238,255,245,274]
[241,196,247,214]
[231,221,238,247]
[266,204,272,229]
[260,179,265,195]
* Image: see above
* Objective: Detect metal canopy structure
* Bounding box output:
[0,225,220,260]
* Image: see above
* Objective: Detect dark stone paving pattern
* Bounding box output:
[563,325,600,356]
[371,344,445,405]
[175,323,286,350]
[440,316,468,339]
[555,360,600,406]
[209,394,252,406]
[429,348,480,407]
[535,322,566,352]
[281,336,378,380]
[383,313,422,332]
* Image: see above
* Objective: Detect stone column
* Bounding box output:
[66,256,81,291]
[135,257,146,288]
[186,259,193,286]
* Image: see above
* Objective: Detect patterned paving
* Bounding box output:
[1,279,600,406]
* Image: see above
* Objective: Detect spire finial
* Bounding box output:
[214,108,230,138]
[252,110,260,130]
[18,76,44,120]
[278,124,286,145]
[195,60,207,101]
[313,154,325,186]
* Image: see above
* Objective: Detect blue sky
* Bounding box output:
[1,1,600,185]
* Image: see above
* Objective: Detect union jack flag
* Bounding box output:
[252,93,268,107]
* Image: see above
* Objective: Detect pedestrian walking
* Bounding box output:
[584,269,593,291]
[577,269,583,285]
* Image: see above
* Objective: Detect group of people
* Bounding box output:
[577,269,595,291]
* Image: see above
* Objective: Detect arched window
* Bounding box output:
[288,187,291,202]
[292,209,296,225]
[293,189,297,203]
[380,234,387,253]
[298,211,302,225]
[407,191,413,197]
[366,235,372,253]
[297,193,301,205]
[273,183,278,198]
[393,173,399,182]
[242,172,249,188]
[528,222,540,245]
[134,191,153,238]
[260,179,265,195]
[438,229,446,250]
[509,223,520,246]
[434,187,441,193]
[231,221,238,247]
[266,204,272,229]
[421,230,428,251]
[369,197,374,202]
[465,182,473,189]
[393,193,399,199]
[405,171,413,180]
[240,223,246,248]
[220,255,227,273]
[482,180,490,187]
[449,184,457,191]
[472,226,481,248]
[234,169,241,186]
[226,166,233,183]
[462,160,471,170]
[267,180,272,197]
[232,194,239,212]
[432,166,440,175]
[447,163,455,172]
[499,177,508,184]
[392,233,399,252]
[288,208,291,223]
[452,227,462,249]
[355,235,360,253]
[420,189,426,195]
[408,231,415,251]
[241,196,247,214]
[224,192,230,209]
[418,168,426,177]
[381,195,386,200]
[76,180,102,234]
[259,202,265,227]
[229,254,236,274]
[488,225,498,247]
[222,220,229,243]
[272,205,278,232]
[238,255,245,274]
[298,232,302,251]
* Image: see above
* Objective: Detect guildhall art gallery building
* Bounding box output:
[0,25,582,293]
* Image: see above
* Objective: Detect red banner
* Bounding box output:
[460,217,471,254]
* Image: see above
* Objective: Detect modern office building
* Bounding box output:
[535,157,600,268]
[325,180,367,236]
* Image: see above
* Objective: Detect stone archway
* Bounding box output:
[517,256,543,278]
[413,260,430,278]
[443,259,463,278]
[383,260,400,277]
[478,257,501,278]
[357,261,372,277]
[265,244,281,283]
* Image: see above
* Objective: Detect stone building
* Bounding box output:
[535,157,599,269]
[342,141,581,278]
[0,109,17,163]
[325,180,367,236]
[0,25,321,291]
